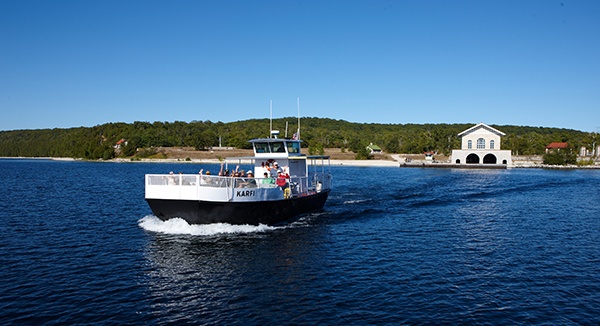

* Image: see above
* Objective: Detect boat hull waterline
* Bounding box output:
[147,189,330,225]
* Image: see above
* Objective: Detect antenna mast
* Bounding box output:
[297,97,301,140]
[269,99,273,139]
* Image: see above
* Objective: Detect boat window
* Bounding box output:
[287,141,300,154]
[254,142,270,153]
[270,142,286,153]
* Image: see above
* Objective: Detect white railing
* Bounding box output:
[146,174,281,188]
[146,172,331,201]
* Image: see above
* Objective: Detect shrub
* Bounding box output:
[543,149,577,165]
[135,147,158,158]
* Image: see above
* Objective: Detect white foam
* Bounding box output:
[343,199,369,204]
[138,215,277,236]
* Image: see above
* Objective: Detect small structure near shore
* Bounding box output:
[451,123,512,167]
[545,142,568,153]
[366,143,382,155]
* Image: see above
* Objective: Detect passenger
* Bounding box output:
[199,169,204,183]
[277,172,291,198]
[274,162,284,174]
[268,163,276,178]
[235,170,244,187]
[276,172,288,187]
[168,171,177,185]
[262,172,275,186]
[246,170,257,188]
[269,162,283,178]
[218,163,225,176]
[199,169,211,185]
[234,170,255,188]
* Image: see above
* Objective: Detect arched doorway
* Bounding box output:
[483,154,497,164]
[455,159,461,164]
[466,153,480,164]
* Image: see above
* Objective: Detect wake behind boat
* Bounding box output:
[145,133,332,225]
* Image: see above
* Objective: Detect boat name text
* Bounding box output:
[236,190,256,197]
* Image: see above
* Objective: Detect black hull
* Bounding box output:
[146,190,330,225]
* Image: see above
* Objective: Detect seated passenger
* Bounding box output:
[234,170,244,187]
[262,172,275,186]
[245,171,257,188]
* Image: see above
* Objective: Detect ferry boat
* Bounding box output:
[144,132,332,225]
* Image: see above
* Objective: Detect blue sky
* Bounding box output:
[1,0,599,132]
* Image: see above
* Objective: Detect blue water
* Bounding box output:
[1,159,599,325]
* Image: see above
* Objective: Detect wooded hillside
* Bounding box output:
[0,118,595,160]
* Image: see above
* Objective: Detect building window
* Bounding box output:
[477,138,485,149]
[490,140,495,149]
[467,140,472,149]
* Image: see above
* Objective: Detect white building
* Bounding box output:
[451,123,512,166]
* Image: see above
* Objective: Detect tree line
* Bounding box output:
[0,118,596,160]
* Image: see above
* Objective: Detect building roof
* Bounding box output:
[457,123,506,137]
[367,144,382,151]
[545,142,568,149]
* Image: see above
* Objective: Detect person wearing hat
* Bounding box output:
[237,169,256,188]
[274,162,283,172]
[198,169,212,185]
[246,170,257,188]
[269,161,284,178]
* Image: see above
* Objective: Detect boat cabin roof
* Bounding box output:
[248,138,304,158]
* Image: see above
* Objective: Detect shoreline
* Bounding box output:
[3,156,599,169]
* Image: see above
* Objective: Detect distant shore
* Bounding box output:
[3,156,599,169]
[1,156,397,167]
[111,157,401,167]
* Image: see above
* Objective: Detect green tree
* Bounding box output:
[543,147,577,165]
[308,142,324,155]
[355,146,372,160]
